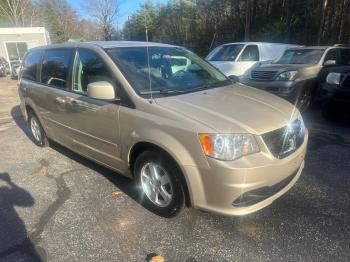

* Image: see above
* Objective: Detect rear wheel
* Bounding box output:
[28,112,49,147]
[134,150,184,217]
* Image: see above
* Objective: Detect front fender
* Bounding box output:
[122,128,209,206]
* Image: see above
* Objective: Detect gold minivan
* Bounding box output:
[18,41,308,217]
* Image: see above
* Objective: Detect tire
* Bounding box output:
[134,150,184,217]
[28,112,49,147]
[297,88,313,112]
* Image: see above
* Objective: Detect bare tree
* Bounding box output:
[84,0,121,40]
[0,0,33,26]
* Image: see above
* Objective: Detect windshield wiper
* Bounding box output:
[139,89,184,95]
[186,79,232,93]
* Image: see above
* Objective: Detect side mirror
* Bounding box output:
[326,72,341,85]
[87,81,115,100]
[323,60,336,66]
[228,75,240,82]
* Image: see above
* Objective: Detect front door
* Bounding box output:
[61,48,122,171]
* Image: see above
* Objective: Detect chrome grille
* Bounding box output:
[251,70,278,80]
[263,118,305,159]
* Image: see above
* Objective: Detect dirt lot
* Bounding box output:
[0,77,349,262]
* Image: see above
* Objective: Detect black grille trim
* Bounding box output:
[262,118,305,159]
[232,169,299,207]
[251,70,278,80]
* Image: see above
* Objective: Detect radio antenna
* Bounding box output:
[144,2,153,102]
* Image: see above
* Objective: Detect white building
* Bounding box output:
[0,27,50,72]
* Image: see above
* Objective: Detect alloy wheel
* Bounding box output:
[140,162,173,207]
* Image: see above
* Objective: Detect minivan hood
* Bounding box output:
[155,84,299,135]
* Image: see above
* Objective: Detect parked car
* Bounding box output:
[18,41,307,217]
[10,60,21,79]
[206,42,298,78]
[241,45,350,111]
[320,67,350,104]
[0,56,9,76]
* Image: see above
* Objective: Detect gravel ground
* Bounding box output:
[0,76,349,262]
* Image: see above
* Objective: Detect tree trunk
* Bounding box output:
[244,0,251,41]
[338,0,349,43]
[318,0,328,45]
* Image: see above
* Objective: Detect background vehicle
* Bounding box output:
[321,68,350,103]
[320,67,350,121]
[206,42,298,78]
[241,45,350,111]
[10,60,21,79]
[0,56,9,76]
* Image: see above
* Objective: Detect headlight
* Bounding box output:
[326,72,341,85]
[199,133,260,161]
[275,71,298,81]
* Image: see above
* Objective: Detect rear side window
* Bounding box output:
[72,49,114,93]
[238,45,259,61]
[41,49,73,89]
[22,51,41,81]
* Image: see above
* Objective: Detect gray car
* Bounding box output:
[241,45,350,111]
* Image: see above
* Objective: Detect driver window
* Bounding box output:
[72,49,114,93]
[324,49,338,65]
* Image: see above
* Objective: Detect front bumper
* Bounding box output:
[320,83,350,103]
[184,130,308,216]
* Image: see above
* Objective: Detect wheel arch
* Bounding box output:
[128,141,192,207]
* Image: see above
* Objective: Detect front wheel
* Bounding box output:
[134,151,184,217]
[297,88,313,112]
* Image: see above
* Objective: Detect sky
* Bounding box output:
[68,0,168,29]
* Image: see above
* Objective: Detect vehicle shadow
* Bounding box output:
[0,172,42,261]
[48,141,142,208]
[321,102,350,125]
[11,105,32,141]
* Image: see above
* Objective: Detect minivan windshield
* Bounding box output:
[274,49,325,64]
[207,44,244,61]
[106,46,230,97]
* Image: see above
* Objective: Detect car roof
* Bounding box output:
[30,41,178,51]
[221,42,295,46]
[85,41,176,48]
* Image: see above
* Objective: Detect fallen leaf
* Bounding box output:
[112,191,124,196]
[37,166,48,176]
[150,255,164,262]
[27,227,37,236]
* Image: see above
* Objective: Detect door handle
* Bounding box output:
[67,98,80,106]
[54,97,66,105]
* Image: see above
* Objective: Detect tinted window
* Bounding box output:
[339,49,350,66]
[275,49,324,64]
[72,49,113,93]
[238,45,259,61]
[41,49,73,88]
[207,44,244,61]
[22,51,41,81]
[324,49,338,63]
